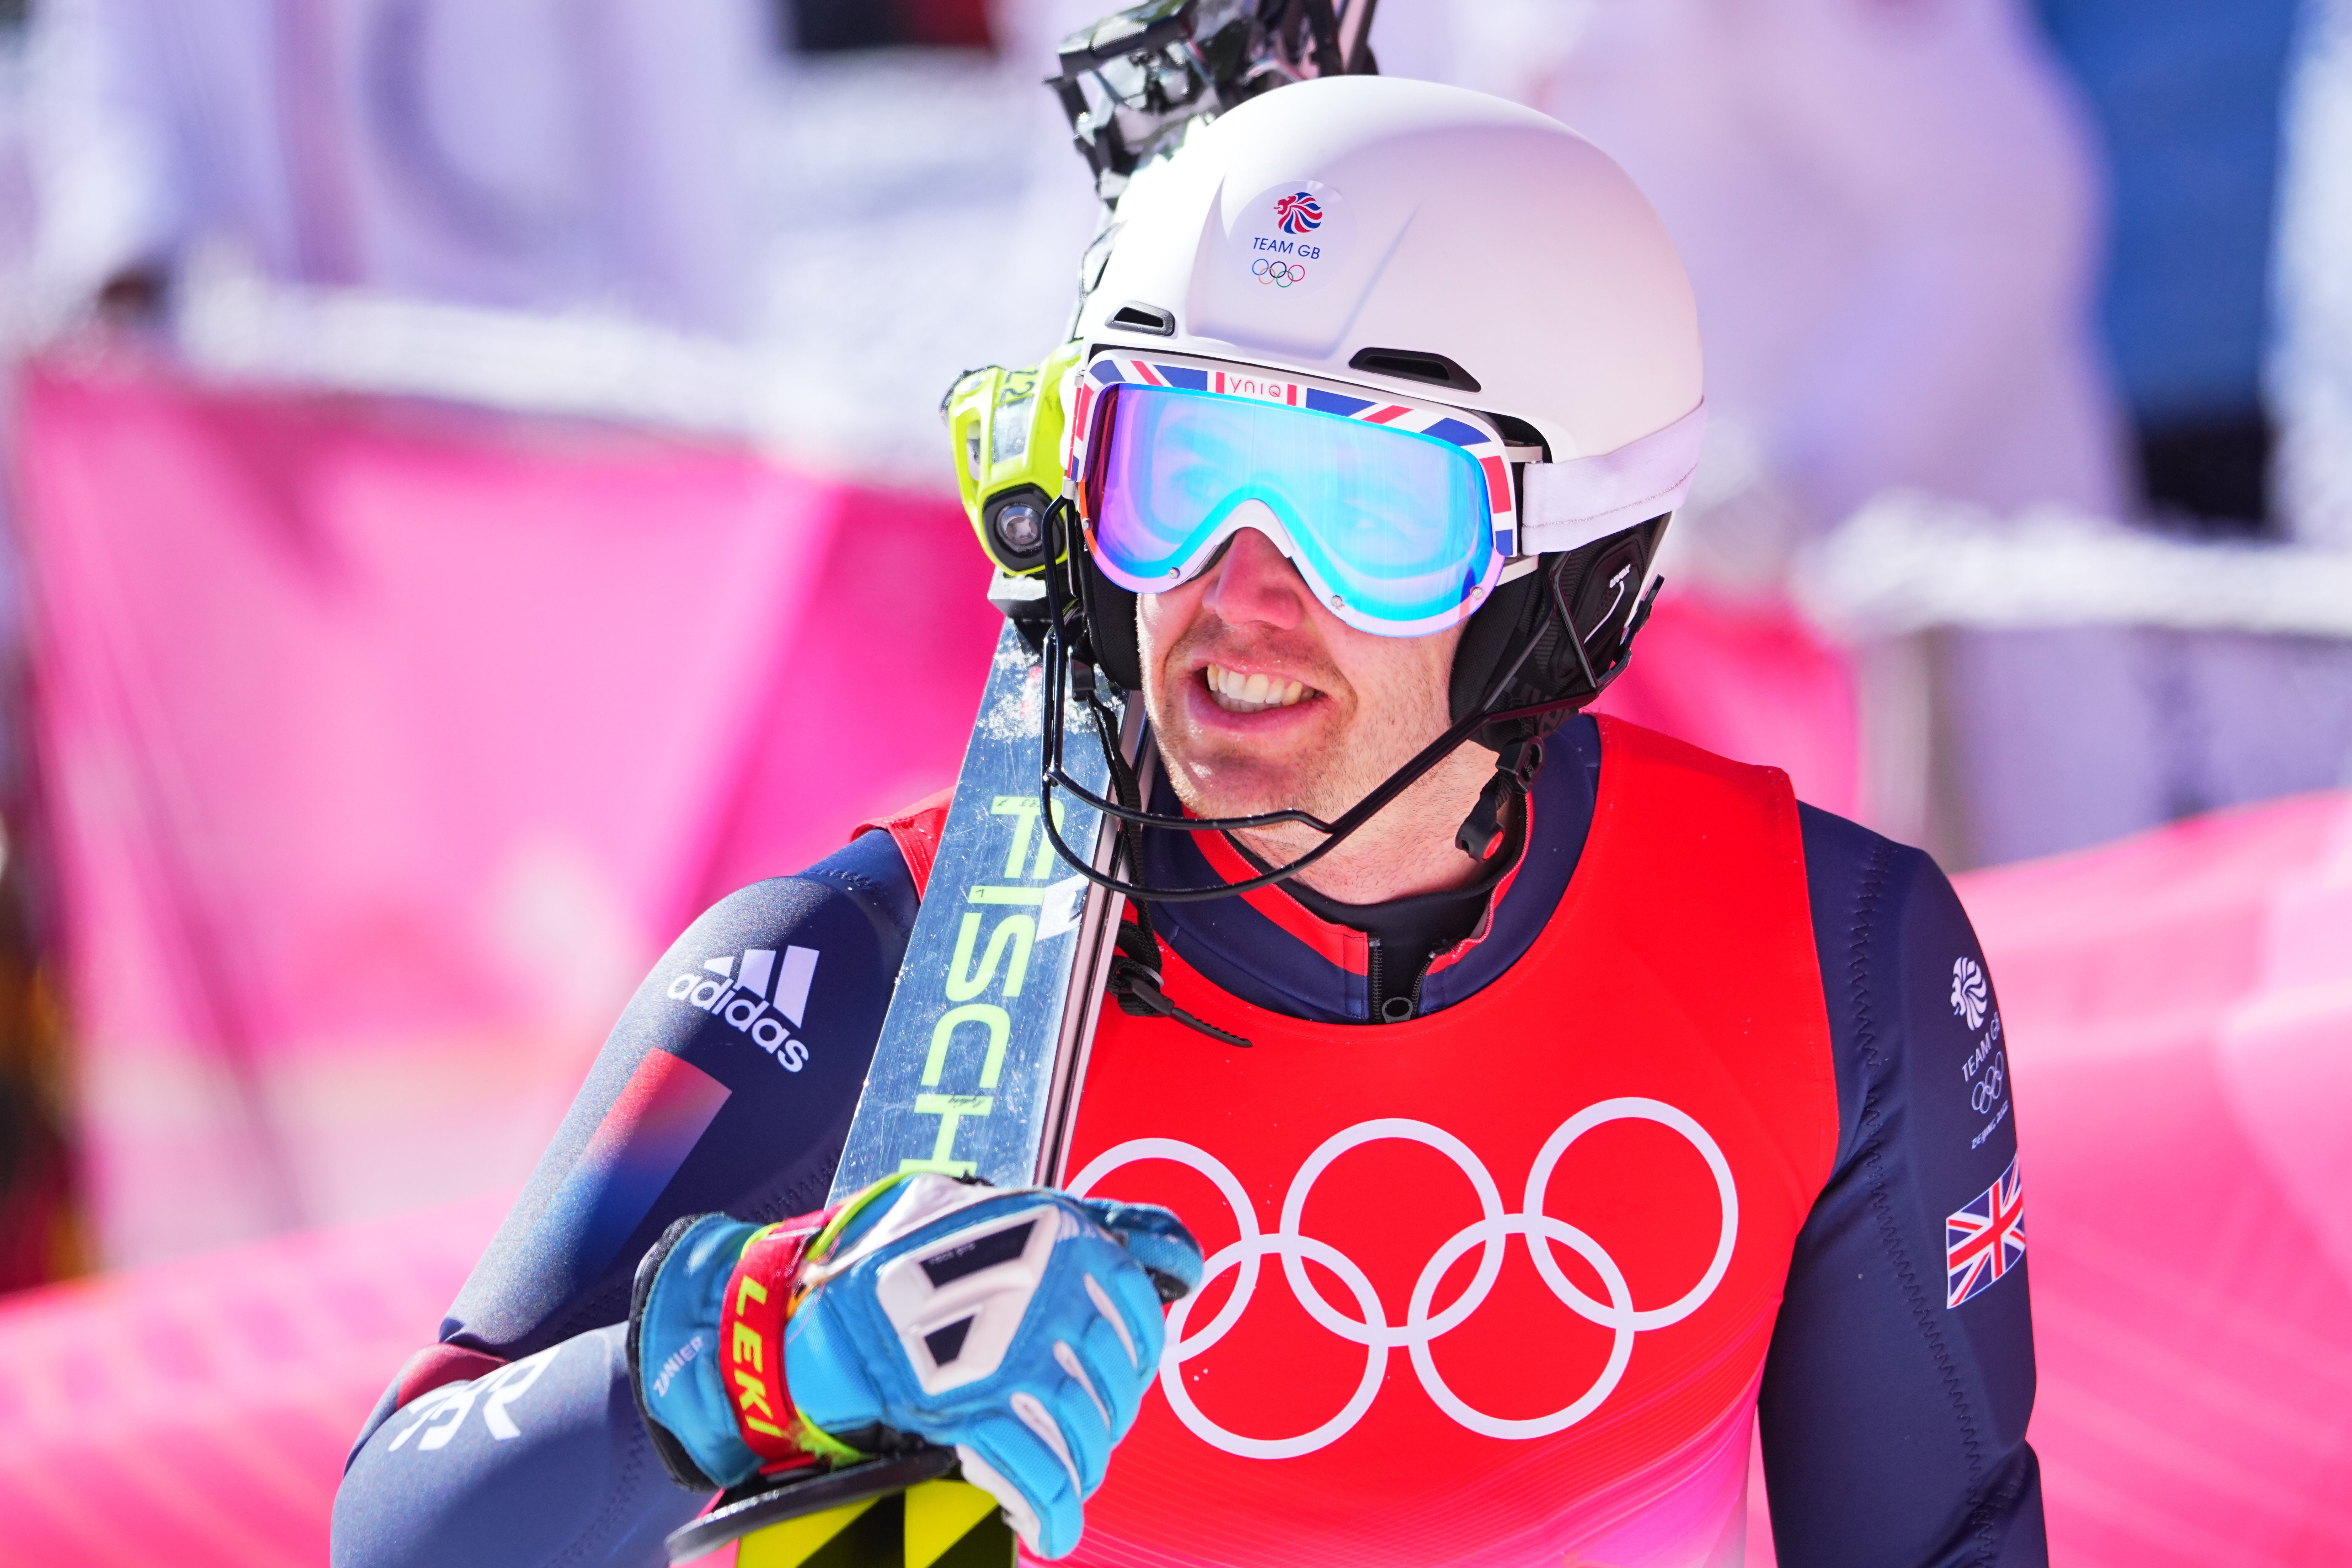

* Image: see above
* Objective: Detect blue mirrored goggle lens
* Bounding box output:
[1091,386,1495,628]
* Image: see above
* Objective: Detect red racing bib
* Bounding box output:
[1059,718,1840,1567]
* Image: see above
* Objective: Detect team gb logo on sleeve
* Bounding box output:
[1950,956,1988,1031]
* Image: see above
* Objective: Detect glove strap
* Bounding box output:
[721,1220,839,1474]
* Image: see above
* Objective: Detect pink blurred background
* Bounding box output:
[0,0,2346,1563]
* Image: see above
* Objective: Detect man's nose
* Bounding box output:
[1199,526,1307,630]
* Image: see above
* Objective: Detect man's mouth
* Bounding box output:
[1203,662,1316,714]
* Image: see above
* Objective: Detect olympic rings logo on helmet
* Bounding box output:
[1251,258,1307,288]
[1066,1099,1738,1460]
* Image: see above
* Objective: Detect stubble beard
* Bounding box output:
[1144,618,1463,877]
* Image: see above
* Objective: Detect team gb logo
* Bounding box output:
[1275,191,1323,234]
[1951,956,1988,1031]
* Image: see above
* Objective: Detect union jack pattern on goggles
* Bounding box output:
[1065,349,1706,638]
[1069,351,1515,637]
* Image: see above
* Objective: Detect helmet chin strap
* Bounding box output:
[1455,541,1662,859]
[1034,502,1663,904]
[1455,736,1546,862]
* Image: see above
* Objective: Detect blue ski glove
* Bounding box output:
[625,1174,1199,1561]
[629,1208,805,1491]
[788,1174,1200,1559]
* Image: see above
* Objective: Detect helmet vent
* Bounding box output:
[1349,347,1483,394]
[1107,301,1177,336]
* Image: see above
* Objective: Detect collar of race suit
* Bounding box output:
[1134,715,1601,1026]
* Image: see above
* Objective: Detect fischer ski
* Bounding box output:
[663,3,1382,1562]
[662,599,1134,1568]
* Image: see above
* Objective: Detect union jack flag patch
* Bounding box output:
[1945,1153,2026,1308]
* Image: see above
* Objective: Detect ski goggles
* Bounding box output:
[1066,352,1522,637]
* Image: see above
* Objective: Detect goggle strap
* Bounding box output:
[1519,401,1707,556]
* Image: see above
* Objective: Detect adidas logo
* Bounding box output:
[666,946,818,1071]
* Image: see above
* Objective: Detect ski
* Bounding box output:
[663,3,1381,1560]
[826,611,1142,1204]
[664,603,1135,1568]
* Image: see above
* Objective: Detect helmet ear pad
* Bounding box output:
[1449,565,1551,727]
[1448,516,1669,744]
[1078,547,1144,694]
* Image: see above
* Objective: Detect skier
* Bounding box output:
[332,76,2043,1567]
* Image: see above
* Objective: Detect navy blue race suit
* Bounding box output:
[330,715,2044,1566]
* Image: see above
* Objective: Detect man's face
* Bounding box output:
[1136,527,1464,835]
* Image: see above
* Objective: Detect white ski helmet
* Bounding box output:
[1075,73,1704,554]
[1039,73,1709,880]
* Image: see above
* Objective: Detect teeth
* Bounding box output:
[1204,663,1312,714]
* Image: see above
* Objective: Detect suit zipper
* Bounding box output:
[1367,936,1434,1024]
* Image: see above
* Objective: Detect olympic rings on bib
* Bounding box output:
[1065,1100,1737,1459]
[1251,258,1307,287]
